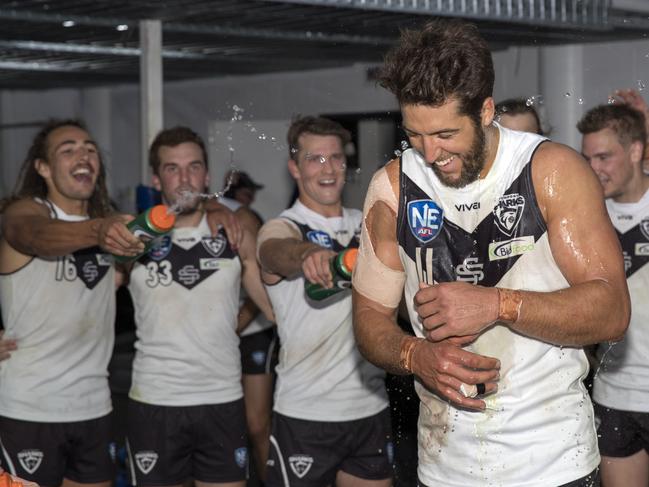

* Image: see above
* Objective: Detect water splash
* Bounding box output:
[638,80,646,92]
[166,171,239,215]
[525,95,544,107]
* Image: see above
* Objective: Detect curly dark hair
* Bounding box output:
[378,19,494,123]
[149,126,208,175]
[1,119,112,217]
[287,115,351,160]
[577,104,647,151]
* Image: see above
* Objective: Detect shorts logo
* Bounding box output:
[288,454,314,479]
[234,447,248,469]
[252,350,266,366]
[18,450,43,474]
[306,230,332,249]
[641,217,649,241]
[488,236,535,261]
[386,441,395,465]
[202,235,227,257]
[407,200,443,244]
[149,235,172,261]
[493,193,525,237]
[135,451,158,475]
[636,243,649,256]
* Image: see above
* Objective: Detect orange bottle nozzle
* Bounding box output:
[149,205,176,232]
[342,247,358,273]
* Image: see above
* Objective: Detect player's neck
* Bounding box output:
[46,192,89,216]
[298,196,343,218]
[478,124,500,180]
[174,208,204,228]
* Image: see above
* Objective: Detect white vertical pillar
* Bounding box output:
[343,119,395,210]
[139,19,163,184]
[539,44,584,150]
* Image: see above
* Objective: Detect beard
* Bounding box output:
[432,122,487,189]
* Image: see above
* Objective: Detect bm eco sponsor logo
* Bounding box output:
[488,236,535,261]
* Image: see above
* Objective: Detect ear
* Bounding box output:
[481,97,496,127]
[152,174,162,191]
[288,158,300,180]
[34,158,51,179]
[629,140,644,165]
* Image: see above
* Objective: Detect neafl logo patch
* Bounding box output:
[407,200,443,244]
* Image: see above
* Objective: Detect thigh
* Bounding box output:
[339,408,393,482]
[126,400,192,486]
[266,414,340,487]
[239,328,278,375]
[65,415,114,484]
[0,416,65,487]
[593,402,643,457]
[192,400,248,484]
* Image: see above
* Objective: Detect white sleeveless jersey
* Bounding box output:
[128,215,242,406]
[264,201,388,421]
[219,196,273,337]
[593,189,649,412]
[398,125,599,487]
[0,200,114,422]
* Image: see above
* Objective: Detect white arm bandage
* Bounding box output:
[352,167,406,309]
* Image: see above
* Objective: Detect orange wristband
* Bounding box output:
[399,336,425,374]
[498,288,523,323]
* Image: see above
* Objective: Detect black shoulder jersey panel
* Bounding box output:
[137,229,237,290]
[616,225,649,279]
[397,154,547,286]
[284,218,360,252]
[57,246,112,290]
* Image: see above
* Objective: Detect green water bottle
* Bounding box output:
[305,247,358,301]
[114,204,176,262]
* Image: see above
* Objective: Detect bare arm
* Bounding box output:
[257,219,335,286]
[420,143,630,346]
[353,163,500,410]
[1,198,143,259]
[239,218,274,323]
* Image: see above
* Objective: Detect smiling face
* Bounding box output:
[35,125,100,213]
[289,133,346,217]
[401,98,493,188]
[152,141,209,213]
[582,127,641,201]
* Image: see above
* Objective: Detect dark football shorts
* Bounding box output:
[594,401,649,457]
[266,408,393,486]
[240,327,278,375]
[0,414,114,486]
[126,399,248,485]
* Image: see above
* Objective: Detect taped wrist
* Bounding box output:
[498,288,523,323]
[399,335,425,374]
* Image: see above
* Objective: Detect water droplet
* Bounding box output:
[608,97,616,105]
[565,92,571,98]
[638,80,646,91]
[400,140,409,150]
[578,97,584,105]
[394,149,402,157]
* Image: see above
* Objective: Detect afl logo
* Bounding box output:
[306,230,333,249]
[493,193,525,237]
[407,200,443,244]
[149,235,172,261]
[202,234,227,257]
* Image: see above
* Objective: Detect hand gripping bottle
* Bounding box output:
[305,247,358,301]
[114,204,176,262]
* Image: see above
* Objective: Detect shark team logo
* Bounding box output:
[407,200,443,244]
[135,451,158,475]
[640,217,649,241]
[202,235,227,257]
[289,454,314,478]
[493,193,525,237]
[18,450,43,474]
